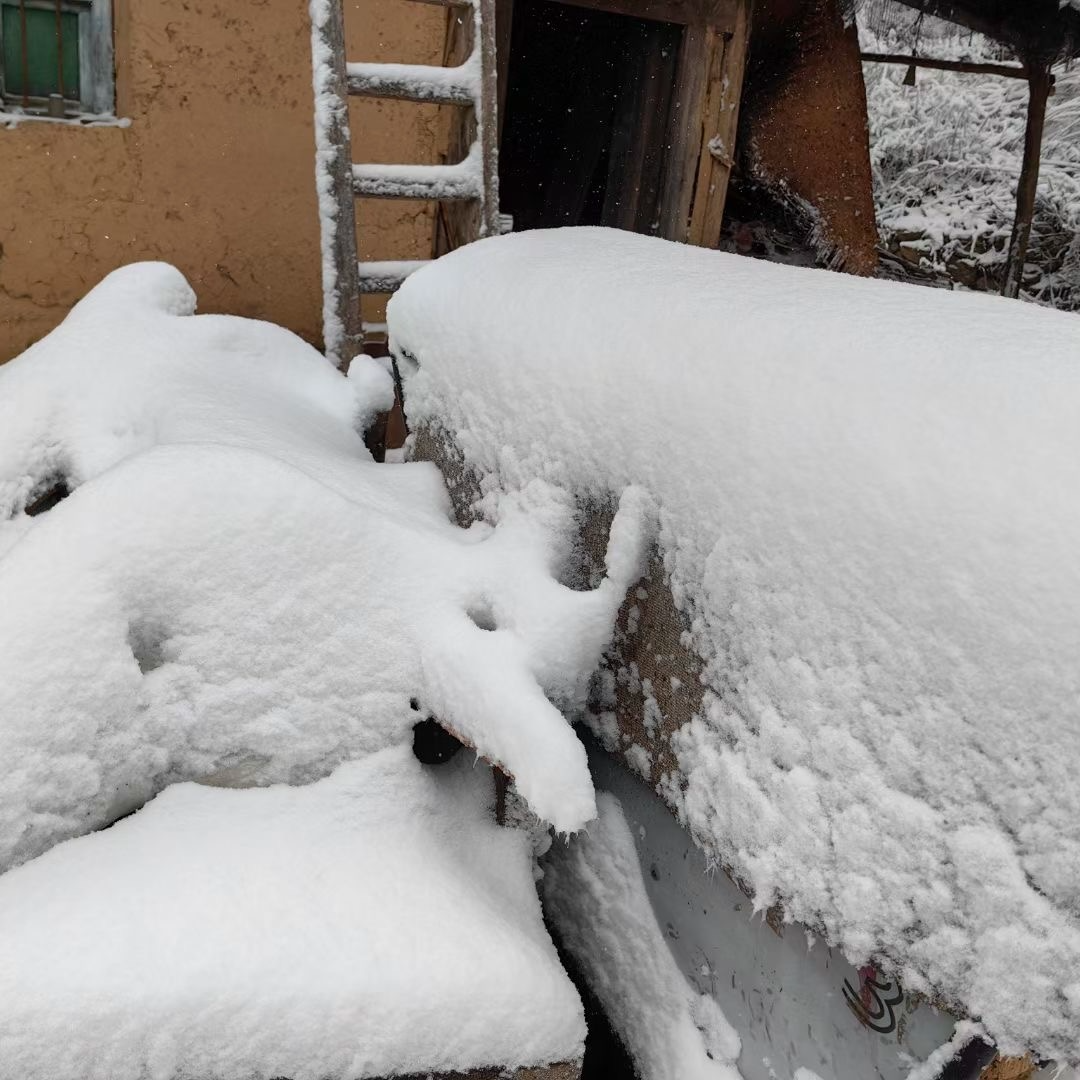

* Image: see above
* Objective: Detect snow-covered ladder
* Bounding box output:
[310,0,500,370]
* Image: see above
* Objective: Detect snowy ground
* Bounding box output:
[860,11,1080,309]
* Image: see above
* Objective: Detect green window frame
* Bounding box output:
[0,0,113,117]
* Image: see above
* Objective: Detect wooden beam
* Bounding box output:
[543,0,738,28]
[860,52,1029,80]
[687,2,749,247]
[1002,63,1053,299]
[886,0,1080,62]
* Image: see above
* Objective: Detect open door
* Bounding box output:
[495,0,751,245]
[499,0,681,234]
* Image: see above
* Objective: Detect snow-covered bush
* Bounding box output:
[861,11,1080,309]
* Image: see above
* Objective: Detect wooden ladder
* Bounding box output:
[310,0,500,370]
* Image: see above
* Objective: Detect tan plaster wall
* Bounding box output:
[0,0,447,362]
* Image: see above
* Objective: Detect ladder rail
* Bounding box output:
[310,0,499,371]
[310,0,364,371]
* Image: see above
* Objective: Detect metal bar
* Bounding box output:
[54,0,62,97]
[19,0,29,107]
[1002,63,1053,299]
[860,52,1029,79]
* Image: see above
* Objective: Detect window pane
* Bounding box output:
[2,5,80,100]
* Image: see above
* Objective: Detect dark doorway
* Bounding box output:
[499,0,682,234]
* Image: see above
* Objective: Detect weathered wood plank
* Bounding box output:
[657,22,709,240]
[687,0,749,247]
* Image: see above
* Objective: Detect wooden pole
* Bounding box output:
[1002,62,1052,299]
[860,53,1029,80]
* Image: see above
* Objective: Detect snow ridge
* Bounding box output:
[390,227,1080,1064]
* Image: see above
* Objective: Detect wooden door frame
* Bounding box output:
[494,0,751,245]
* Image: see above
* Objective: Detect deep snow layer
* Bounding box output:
[0,262,651,871]
[389,227,1080,1062]
[0,745,585,1080]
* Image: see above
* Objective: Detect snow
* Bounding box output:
[353,142,484,200]
[0,260,651,874]
[357,259,429,291]
[0,110,129,128]
[543,792,742,1080]
[0,744,585,1080]
[389,226,1080,1064]
[901,1022,986,1080]
[347,52,480,103]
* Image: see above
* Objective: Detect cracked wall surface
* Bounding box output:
[0,0,447,361]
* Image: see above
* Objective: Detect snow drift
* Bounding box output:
[0,261,651,871]
[0,745,584,1080]
[389,227,1080,1063]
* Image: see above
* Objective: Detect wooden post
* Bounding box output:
[310,0,364,370]
[1002,62,1052,300]
[686,3,750,248]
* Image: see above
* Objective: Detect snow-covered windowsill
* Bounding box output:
[0,109,130,130]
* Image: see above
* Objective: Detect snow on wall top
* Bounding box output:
[0,261,652,874]
[388,227,1080,1063]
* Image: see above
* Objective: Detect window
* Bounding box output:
[0,0,113,117]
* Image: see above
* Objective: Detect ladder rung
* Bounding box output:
[347,60,477,106]
[357,260,429,293]
[353,159,482,201]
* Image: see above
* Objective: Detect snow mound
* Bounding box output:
[0,262,652,871]
[0,744,585,1080]
[543,792,742,1080]
[389,227,1080,1062]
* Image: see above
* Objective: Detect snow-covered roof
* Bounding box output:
[389,227,1080,1064]
[856,0,1080,59]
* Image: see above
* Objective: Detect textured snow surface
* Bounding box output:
[0,261,651,873]
[346,53,480,102]
[390,227,1080,1062]
[543,792,742,1080]
[0,744,585,1080]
